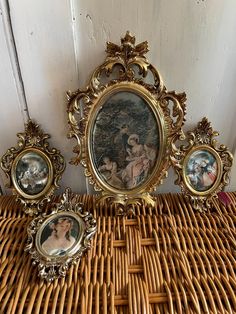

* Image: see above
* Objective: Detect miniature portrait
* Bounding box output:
[92,91,160,190]
[40,215,79,257]
[15,151,49,195]
[26,188,97,281]
[185,149,218,192]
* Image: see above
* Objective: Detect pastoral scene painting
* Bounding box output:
[185,149,218,192]
[15,151,49,195]
[91,91,160,190]
[40,215,79,257]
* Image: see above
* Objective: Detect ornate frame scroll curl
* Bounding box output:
[25,188,97,282]
[171,117,233,211]
[0,120,65,215]
[67,31,186,213]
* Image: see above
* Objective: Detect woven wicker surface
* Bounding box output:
[0,193,236,314]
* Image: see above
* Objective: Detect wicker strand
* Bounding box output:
[0,194,235,313]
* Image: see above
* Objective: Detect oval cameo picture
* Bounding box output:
[184,148,220,193]
[26,188,97,281]
[12,149,52,197]
[91,90,160,191]
[38,213,82,257]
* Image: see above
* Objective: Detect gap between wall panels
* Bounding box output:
[70,0,91,194]
[0,0,31,193]
[0,0,29,122]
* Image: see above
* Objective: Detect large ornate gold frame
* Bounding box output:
[171,117,233,211]
[67,32,186,212]
[0,120,65,215]
[25,188,97,282]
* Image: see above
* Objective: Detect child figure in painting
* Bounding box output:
[42,218,76,256]
[98,156,124,189]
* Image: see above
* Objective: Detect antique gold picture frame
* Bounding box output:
[171,117,233,211]
[67,31,186,212]
[25,188,97,282]
[11,147,54,200]
[0,120,65,215]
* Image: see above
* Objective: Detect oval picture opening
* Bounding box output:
[40,215,80,256]
[15,151,49,195]
[185,149,218,192]
[92,91,160,190]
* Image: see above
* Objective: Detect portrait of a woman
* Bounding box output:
[41,217,77,256]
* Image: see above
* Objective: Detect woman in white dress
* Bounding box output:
[42,218,76,256]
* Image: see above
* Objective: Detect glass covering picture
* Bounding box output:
[15,151,49,195]
[185,149,217,192]
[40,215,80,256]
[91,91,159,190]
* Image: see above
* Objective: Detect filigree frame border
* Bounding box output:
[25,188,97,282]
[0,119,65,215]
[87,82,166,195]
[67,31,186,210]
[171,117,233,211]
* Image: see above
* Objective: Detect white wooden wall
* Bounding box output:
[0,0,236,194]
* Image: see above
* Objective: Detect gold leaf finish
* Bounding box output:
[67,32,186,214]
[25,188,97,281]
[171,117,233,211]
[1,120,65,215]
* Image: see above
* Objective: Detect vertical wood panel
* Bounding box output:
[8,0,87,193]
[0,1,26,192]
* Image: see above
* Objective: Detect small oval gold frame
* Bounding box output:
[172,117,233,211]
[25,188,97,282]
[183,145,223,195]
[1,120,65,215]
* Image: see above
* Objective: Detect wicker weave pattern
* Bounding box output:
[0,193,236,313]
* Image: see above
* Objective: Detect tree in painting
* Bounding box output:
[92,91,159,190]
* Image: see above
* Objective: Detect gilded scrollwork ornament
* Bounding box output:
[25,188,97,282]
[67,31,186,213]
[0,119,65,215]
[171,117,233,211]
